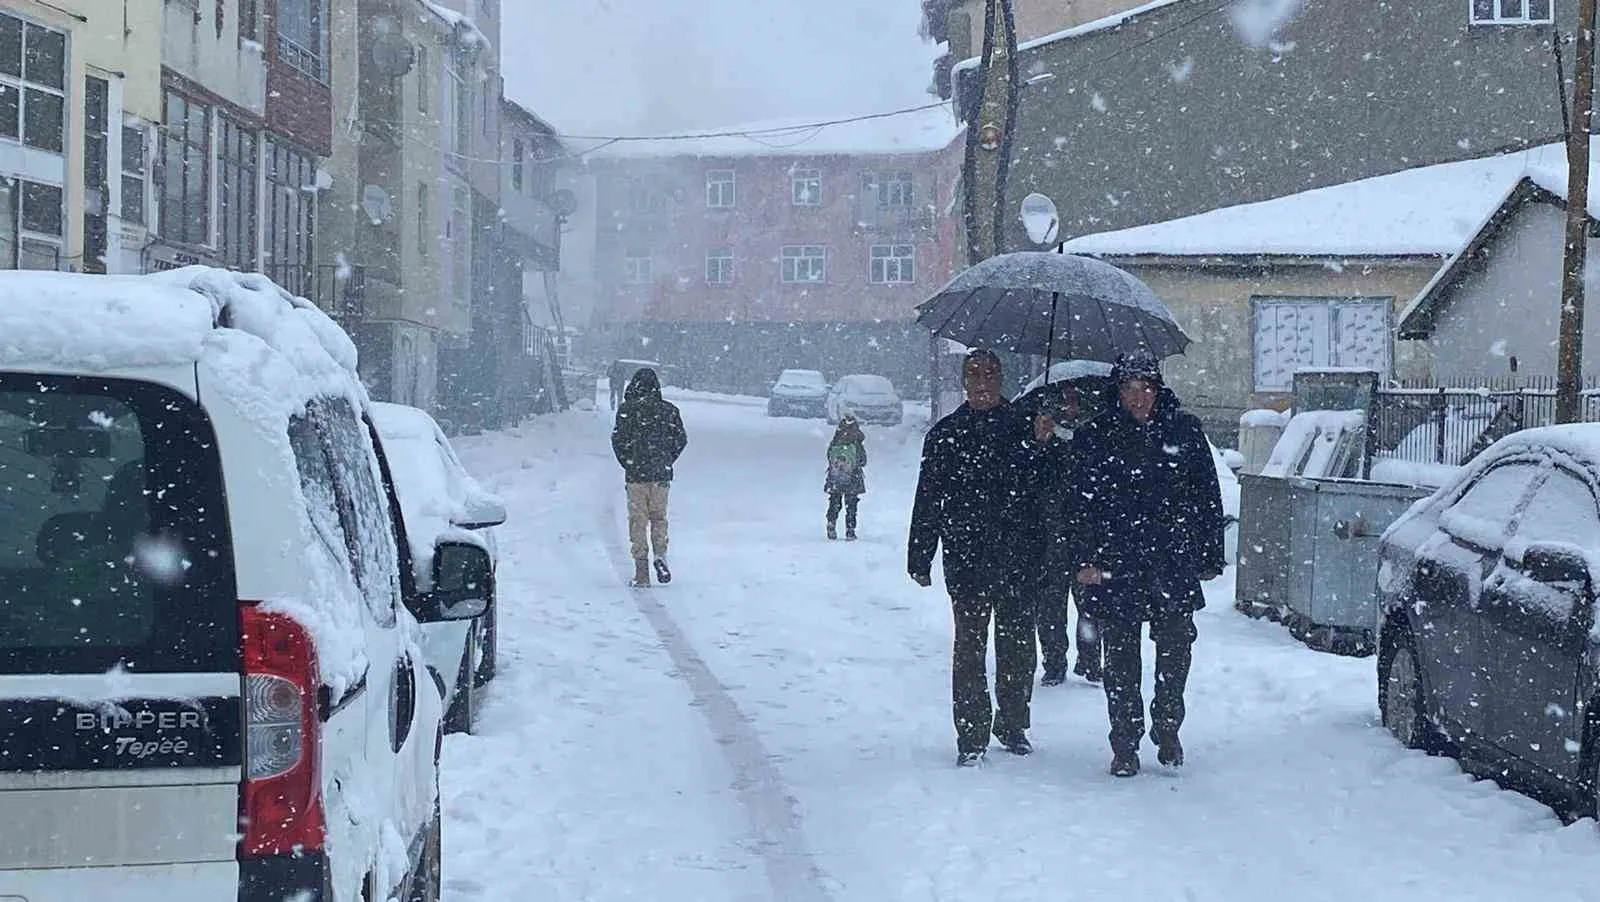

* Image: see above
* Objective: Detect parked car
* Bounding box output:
[1376,425,1600,816]
[370,402,507,735]
[767,368,829,418]
[0,268,483,902]
[825,374,904,426]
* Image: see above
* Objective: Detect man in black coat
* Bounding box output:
[611,367,688,588]
[1066,353,1224,777]
[909,349,1044,767]
[1027,384,1102,687]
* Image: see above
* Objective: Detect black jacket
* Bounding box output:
[908,401,1040,597]
[1062,385,1225,616]
[611,369,687,484]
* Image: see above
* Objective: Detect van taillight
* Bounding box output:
[239,605,324,857]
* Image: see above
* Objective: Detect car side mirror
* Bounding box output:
[452,493,507,530]
[1523,543,1591,591]
[424,541,492,622]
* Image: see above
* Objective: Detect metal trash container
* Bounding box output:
[1236,475,1431,656]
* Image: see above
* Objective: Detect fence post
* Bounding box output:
[1433,388,1447,465]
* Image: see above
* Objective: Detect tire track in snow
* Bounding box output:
[597,498,836,902]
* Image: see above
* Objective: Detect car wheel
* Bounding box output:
[1378,622,1446,754]
[443,630,477,735]
[473,601,497,687]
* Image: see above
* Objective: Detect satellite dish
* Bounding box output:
[361,185,392,225]
[370,31,416,77]
[548,188,578,218]
[1020,192,1060,246]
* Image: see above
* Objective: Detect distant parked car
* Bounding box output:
[767,368,829,418]
[826,374,903,426]
[1376,425,1600,816]
[371,401,507,735]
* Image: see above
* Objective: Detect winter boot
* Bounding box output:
[1109,752,1140,778]
[845,528,857,541]
[630,560,651,588]
[956,749,986,768]
[653,558,672,585]
[827,522,837,540]
[1155,733,1185,768]
[1040,667,1067,687]
[994,730,1032,756]
[1073,661,1103,684]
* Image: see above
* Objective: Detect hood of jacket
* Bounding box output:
[624,367,662,404]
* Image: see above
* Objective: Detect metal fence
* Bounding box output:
[1371,375,1600,465]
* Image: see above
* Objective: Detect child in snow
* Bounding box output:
[825,415,867,540]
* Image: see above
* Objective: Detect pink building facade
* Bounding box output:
[585,116,964,397]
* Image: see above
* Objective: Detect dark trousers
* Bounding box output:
[825,493,859,529]
[1037,590,1100,675]
[1098,608,1197,756]
[951,591,1036,753]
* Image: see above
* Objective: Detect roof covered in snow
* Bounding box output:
[950,0,1190,77]
[581,104,961,160]
[1061,144,1569,259]
[418,0,491,50]
[0,272,217,370]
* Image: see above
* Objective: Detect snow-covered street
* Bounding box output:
[441,391,1599,902]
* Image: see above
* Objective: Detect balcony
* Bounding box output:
[263,262,366,327]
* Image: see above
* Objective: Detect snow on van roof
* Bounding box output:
[582,104,960,160]
[0,271,218,370]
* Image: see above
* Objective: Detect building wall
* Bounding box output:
[984,0,1567,244]
[1420,202,1600,385]
[161,0,267,115]
[1108,258,1440,440]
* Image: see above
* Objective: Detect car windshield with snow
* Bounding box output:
[827,374,903,425]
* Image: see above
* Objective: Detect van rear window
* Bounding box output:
[0,373,237,674]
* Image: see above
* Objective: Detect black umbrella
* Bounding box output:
[916,251,1191,369]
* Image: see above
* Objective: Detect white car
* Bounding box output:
[370,402,506,735]
[767,368,829,418]
[825,374,904,426]
[0,268,481,902]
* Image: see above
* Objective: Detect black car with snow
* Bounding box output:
[1376,425,1600,815]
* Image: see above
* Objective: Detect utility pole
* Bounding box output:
[1557,0,1597,423]
[961,0,1018,264]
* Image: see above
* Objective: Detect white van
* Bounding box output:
[0,268,488,902]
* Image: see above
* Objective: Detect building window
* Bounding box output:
[1470,0,1553,23]
[706,169,735,208]
[265,138,315,290]
[781,245,826,283]
[864,171,915,207]
[276,0,327,81]
[451,186,469,295]
[628,176,669,214]
[416,182,429,256]
[869,244,915,284]
[218,115,258,271]
[446,58,470,157]
[240,0,260,43]
[416,44,429,113]
[624,249,651,284]
[0,179,64,270]
[705,247,733,284]
[0,14,66,153]
[511,139,524,192]
[121,125,147,225]
[792,168,821,206]
[160,91,210,247]
[83,76,109,273]
[1252,297,1391,392]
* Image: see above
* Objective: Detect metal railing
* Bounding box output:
[261,262,366,326]
[1370,375,1600,465]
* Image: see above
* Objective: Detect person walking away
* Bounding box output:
[825,414,867,540]
[1069,353,1224,777]
[611,367,688,587]
[608,360,627,410]
[1029,385,1102,686]
[909,349,1041,767]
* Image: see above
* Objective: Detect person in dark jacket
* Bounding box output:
[611,367,688,587]
[1065,352,1224,777]
[1028,385,1102,687]
[909,349,1044,766]
[824,414,867,541]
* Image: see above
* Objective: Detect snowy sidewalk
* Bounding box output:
[441,394,1598,902]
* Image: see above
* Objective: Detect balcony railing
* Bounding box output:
[263,262,366,325]
[276,34,326,82]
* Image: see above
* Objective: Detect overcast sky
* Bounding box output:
[500,0,941,137]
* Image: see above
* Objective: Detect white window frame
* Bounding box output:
[781,245,826,284]
[706,169,735,208]
[705,247,733,284]
[119,122,149,226]
[624,249,652,285]
[0,12,67,156]
[1251,296,1393,393]
[869,243,916,284]
[792,168,821,206]
[864,171,914,208]
[1469,0,1553,24]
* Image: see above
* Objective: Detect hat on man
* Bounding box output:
[1111,352,1163,386]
